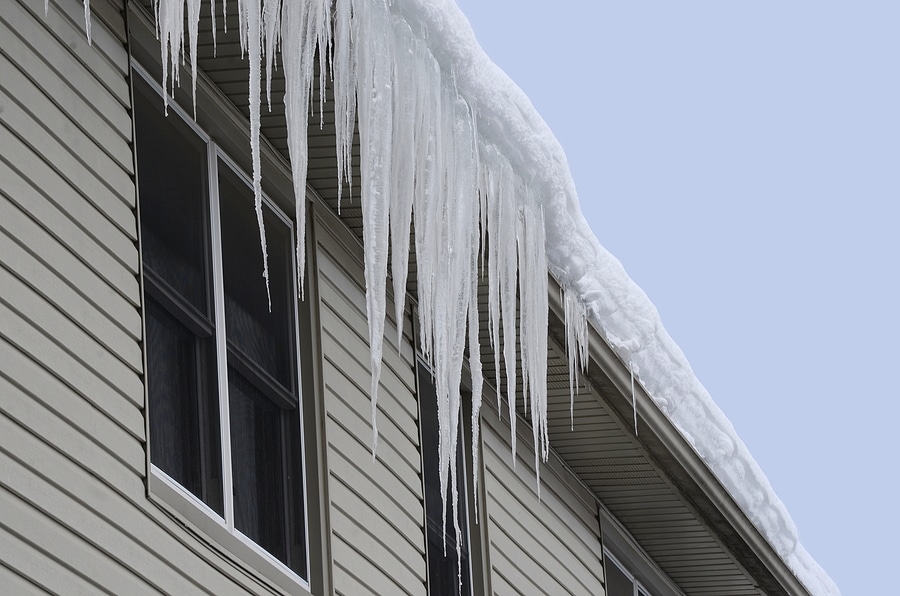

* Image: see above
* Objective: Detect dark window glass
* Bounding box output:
[605,557,635,596]
[229,366,288,558]
[218,161,306,575]
[145,298,223,513]
[219,162,294,389]
[134,78,210,314]
[418,362,473,596]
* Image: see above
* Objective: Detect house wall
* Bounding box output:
[480,404,606,596]
[312,207,427,596]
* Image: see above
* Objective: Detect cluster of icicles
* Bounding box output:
[82,0,591,560]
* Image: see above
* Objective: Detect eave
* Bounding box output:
[545,275,810,596]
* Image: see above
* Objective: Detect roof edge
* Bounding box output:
[546,274,810,596]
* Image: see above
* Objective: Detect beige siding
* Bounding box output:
[481,406,606,596]
[0,1,309,594]
[314,210,427,596]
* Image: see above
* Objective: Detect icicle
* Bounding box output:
[354,0,394,455]
[447,91,479,565]
[503,178,519,463]
[631,359,639,436]
[153,0,200,115]
[262,0,281,112]
[471,105,485,278]
[518,200,549,496]
[468,211,484,525]
[187,0,201,116]
[210,0,217,53]
[563,286,588,429]
[480,151,500,411]
[389,17,417,350]
[409,60,480,571]
[157,0,185,113]
[465,110,485,528]
[282,0,333,298]
[84,0,92,45]
[236,0,248,54]
[412,44,442,372]
[314,0,331,129]
[237,0,272,309]
[333,0,357,211]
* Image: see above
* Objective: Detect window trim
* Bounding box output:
[133,61,314,595]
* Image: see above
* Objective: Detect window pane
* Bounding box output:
[218,160,306,577]
[218,163,295,389]
[605,557,635,596]
[229,367,290,564]
[146,298,223,514]
[427,532,471,596]
[135,77,210,315]
[418,362,473,596]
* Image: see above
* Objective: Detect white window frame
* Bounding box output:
[134,62,312,596]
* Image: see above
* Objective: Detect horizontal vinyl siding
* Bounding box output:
[482,408,606,596]
[0,1,305,594]
[314,213,427,596]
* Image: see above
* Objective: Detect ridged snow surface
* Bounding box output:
[72,0,837,593]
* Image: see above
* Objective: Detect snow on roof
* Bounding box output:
[395,1,838,594]
[75,0,836,593]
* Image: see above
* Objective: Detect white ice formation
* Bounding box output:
[68,0,838,593]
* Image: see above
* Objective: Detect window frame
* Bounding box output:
[133,61,314,595]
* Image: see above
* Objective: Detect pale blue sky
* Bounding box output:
[454,1,899,593]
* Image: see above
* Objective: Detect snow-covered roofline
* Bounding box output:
[73,0,836,593]
[361,4,838,592]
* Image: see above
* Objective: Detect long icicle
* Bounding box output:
[564,285,589,429]
[354,0,393,456]
[242,0,272,308]
[389,16,417,351]
[333,0,356,211]
[282,0,332,297]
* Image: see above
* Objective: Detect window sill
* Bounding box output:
[148,467,313,596]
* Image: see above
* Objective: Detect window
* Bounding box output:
[605,550,653,596]
[417,360,474,596]
[134,69,309,585]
